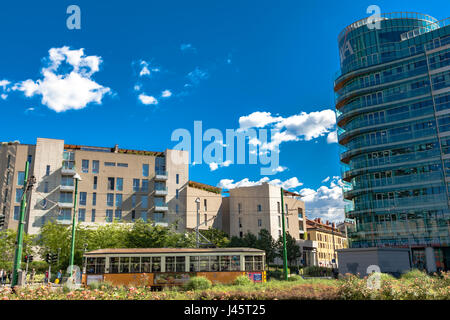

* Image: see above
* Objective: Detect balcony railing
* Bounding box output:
[154,186,168,196]
[155,171,168,180]
[154,204,169,212]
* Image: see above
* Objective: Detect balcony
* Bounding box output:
[154,187,168,196]
[154,221,169,227]
[58,202,73,209]
[60,185,75,192]
[155,171,168,181]
[154,204,169,212]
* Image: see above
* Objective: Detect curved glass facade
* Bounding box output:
[335,13,450,269]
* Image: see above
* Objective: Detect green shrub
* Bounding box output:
[88,281,101,290]
[288,275,303,282]
[233,275,253,286]
[267,269,283,280]
[29,261,49,273]
[401,269,430,281]
[303,266,333,277]
[183,276,212,291]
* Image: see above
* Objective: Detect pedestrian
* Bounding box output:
[7,271,11,284]
[44,270,49,284]
[56,270,62,284]
[30,268,36,284]
[0,269,4,285]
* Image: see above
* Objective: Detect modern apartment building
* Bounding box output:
[306,218,348,267]
[0,138,190,234]
[226,183,306,241]
[335,12,450,271]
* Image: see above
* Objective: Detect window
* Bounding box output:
[7,155,11,168]
[44,182,49,193]
[155,157,165,174]
[91,209,96,222]
[277,202,280,213]
[258,219,262,227]
[176,204,179,214]
[131,210,136,222]
[59,192,73,203]
[298,208,303,219]
[115,209,122,221]
[141,196,148,209]
[14,206,20,220]
[116,178,123,191]
[130,257,140,273]
[154,197,164,207]
[4,190,8,203]
[257,204,262,212]
[204,199,207,211]
[106,209,113,222]
[79,192,87,206]
[120,257,129,273]
[166,256,185,272]
[105,162,116,167]
[15,189,23,203]
[176,174,179,184]
[6,172,10,186]
[46,165,50,176]
[117,163,128,168]
[132,195,136,207]
[143,164,149,177]
[58,208,71,221]
[204,214,207,225]
[17,172,25,186]
[141,211,147,222]
[285,204,288,214]
[278,216,281,228]
[107,177,115,191]
[107,193,114,207]
[61,176,74,186]
[92,160,99,174]
[82,160,89,173]
[176,189,179,199]
[93,176,98,190]
[141,180,149,192]
[239,217,242,228]
[92,193,96,206]
[133,179,140,192]
[115,194,122,207]
[238,203,242,214]
[78,209,86,222]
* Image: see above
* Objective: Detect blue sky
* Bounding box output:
[0,0,447,221]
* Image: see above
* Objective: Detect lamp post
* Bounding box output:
[195,197,200,248]
[280,188,288,281]
[69,173,82,274]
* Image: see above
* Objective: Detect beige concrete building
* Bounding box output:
[0,138,192,234]
[226,183,306,241]
[306,218,348,267]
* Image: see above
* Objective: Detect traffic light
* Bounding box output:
[28,255,33,263]
[45,253,51,263]
[51,253,58,264]
[0,215,5,228]
[24,255,28,263]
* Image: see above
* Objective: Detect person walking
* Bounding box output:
[30,268,36,284]
[56,270,62,284]
[0,269,4,285]
[44,270,49,284]
[7,271,12,284]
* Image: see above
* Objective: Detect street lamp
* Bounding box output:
[195,198,200,248]
[69,173,82,274]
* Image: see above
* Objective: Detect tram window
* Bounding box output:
[254,256,263,270]
[231,255,240,271]
[152,257,161,272]
[96,258,105,274]
[245,256,254,271]
[131,257,141,273]
[110,257,119,273]
[86,257,96,274]
[199,256,209,271]
[220,256,230,271]
[142,257,151,272]
[210,256,219,271]
[176,257,186,272]
[120,257,130,273]
[190,256,199,272]
[166,257,176,272]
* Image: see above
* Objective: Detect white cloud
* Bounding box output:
[271,166,287,173]
[322,176,330,183]
[187,67,209,85]
[299,176,346,222]
[208,160,232,171]
[138,94,158,105]
[134,84,142,91]
[0,80,10,88]
[13,46,110,112]
[161,89,172,98]
[180,43,197,53]
[138,60,160,77]
[217,176,302,190]
[1,94,8,100]
[327,130,338,144]
[237,109,337,152]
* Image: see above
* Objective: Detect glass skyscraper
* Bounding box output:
[335,13,450,270]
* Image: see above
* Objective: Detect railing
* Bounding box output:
[336,65,429,101]
[352,194,447,211]
[401,17,450,41]
[344,127,436,151]
[350,171,443,190]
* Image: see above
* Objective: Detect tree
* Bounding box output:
[256,229,277,264]
[0,229,35,270]
[276,232,301,267]
[199,228,230,247]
